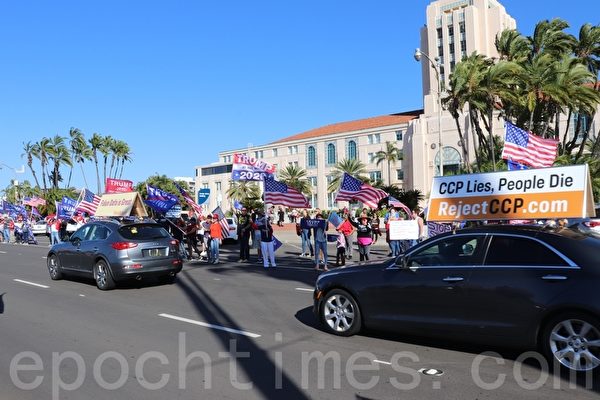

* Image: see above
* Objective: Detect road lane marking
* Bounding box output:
[0,251,7,254]
[295,288,313,292]
[79,294,86,297]
[158,313,261,338]
[13,279,49,289]
[373,360,392,366]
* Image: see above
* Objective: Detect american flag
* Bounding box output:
[23,196,47,207]
[388,196,413,218]
[264,176,310,208]
[502,122,558,168]
[212,206,230,238]
[75,188,101,216]
[175,183,203,217]
[335,173,387,209]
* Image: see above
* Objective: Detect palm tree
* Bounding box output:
[100,135,114,188]
[47,135,72,189]
[33,137,52,193]
[226,181,261,203]
[374,141,402,185]
[111,140,132,179]
[66,128,87,188]
[89,133,104,193]
[573,23,600,79]
[21,141,41,189]
[277,164,311,195]
[495,29,529,63]
[117,141,132,179]
[527,19,576,59]
[327,158,369,193]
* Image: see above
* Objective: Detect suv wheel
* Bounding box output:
[320,289,362,336]
[542,312,600,372]
[94,260,115,290]
[47,255,63,280]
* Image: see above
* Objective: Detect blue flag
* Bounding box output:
[233,200,244,210]
[507,160,529,170]
[145,185,179,213]
[327,211,344,228]
[57,196,77,218]
[273,236,283,252]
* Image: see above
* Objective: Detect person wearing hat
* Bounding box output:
[237,207,252,263]
[201,214,213,261]
[350,215,373,264]
[209,213,223,264]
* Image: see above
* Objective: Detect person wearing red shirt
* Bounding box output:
[209,214,224,264]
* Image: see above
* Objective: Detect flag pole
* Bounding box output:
[263,173,268,224]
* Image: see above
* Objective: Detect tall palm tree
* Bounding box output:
[277,164,311,196]
[89,133,104,193]
[495,29,529,63]
[67,128,86,188]
[573,23,600,79]
[100,135,114,188]
[117,141,132,179]
[327,158,369,193]
[527,18,576,59]
[21,141,41,189]
[47,135,72,189]
[111,140,132,179]
[374,141,402,185]
[33,137,52,193]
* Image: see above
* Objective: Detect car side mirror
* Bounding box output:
[395,255,409,269]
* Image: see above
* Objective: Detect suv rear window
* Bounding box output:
[118,224,170,240]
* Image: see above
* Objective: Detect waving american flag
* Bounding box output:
[335,173,387,209]
[264,176,310,208]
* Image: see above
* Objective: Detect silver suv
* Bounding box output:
[47,219,183,290]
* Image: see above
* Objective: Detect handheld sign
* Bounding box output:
[427,165,594,222]
[301,219,327,230]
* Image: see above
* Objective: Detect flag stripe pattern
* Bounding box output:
[175,183,203,216]
[75,189,101,216]
[264,176,310,208]
[212,206,230,238]
[335,173,387,209]
[502,122,558,168]
[388,196,413,218]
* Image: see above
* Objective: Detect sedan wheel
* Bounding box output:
[94,260,115,290]
[543,313,600,372]
[321,289,361,336]
[47,255,63,280]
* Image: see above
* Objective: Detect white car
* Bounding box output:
[225,218,238,242]
[30,220,48,235]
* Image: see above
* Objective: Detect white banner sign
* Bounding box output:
[388,220,419,240]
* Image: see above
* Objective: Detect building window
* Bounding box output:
[254,150,263,159]
[307,145,317,168]
[437,28,442,39]
[326,143,336,165]
[367,134,381,145]
[395,130,403,141]
[202,183,209,189]
[309,176,317,187]
[216,182,222,191]
[288,145,298,155]
[368,152,375,164]
[272,148,278,157]
[369,171,382,182]
[347,140,357,160]
[397,169,404,180]
[288,161,299,167]
[222,155,232,163]
[448,26,454,36]
[327,192,337,209]
[310,193,318,208]
[459,21,465,33]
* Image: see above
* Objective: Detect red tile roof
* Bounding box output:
[271,110,423,144]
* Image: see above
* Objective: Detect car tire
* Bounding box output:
[47,254,63,280]
[541,311,600,372]
[320,289,362,336]
[94,260,116,290]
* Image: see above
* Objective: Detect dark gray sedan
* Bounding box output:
[47,219,183,290]
[314,224,600,373]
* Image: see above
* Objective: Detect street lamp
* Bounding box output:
[414,48,444,176]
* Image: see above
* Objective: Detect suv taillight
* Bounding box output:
[111,242,138,250]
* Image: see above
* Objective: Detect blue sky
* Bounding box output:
[0,0,596,192]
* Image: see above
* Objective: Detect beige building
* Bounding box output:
[194,0,598,213]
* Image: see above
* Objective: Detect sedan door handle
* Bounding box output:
[443,276,464,282]
[542,275,568,281]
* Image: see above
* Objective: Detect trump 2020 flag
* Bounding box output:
[335,173,387,209]
[264,176,310,208]
[145,185,179,213]
[502,122,558,168]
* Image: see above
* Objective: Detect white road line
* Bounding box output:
[13,279,50,289]
[373,360,392,366]
[0,251,7,254]
[158,313,261,338]
[79,294,86,297]
[295,288,313,292]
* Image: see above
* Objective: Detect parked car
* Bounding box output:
[313,224,600,373]
[30,219,48,235]
[47,219,183,290]
[225,217,238,242]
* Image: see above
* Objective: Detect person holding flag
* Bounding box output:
[257,214,276,268]
[209,213,223,264]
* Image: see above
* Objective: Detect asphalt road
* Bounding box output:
[1,235,599,400]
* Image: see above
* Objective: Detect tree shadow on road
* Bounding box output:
[175,269,310,399]
[0,292,5,314]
